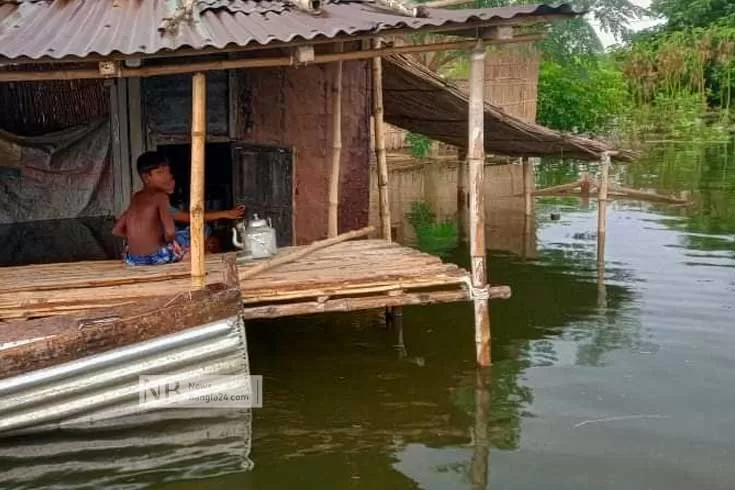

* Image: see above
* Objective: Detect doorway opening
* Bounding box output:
[157,142,294,250]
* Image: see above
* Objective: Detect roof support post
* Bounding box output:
[597,152,610,308]
[468,39,491,366]
[596,151,610,264]
[328,42,344,238]
[372,38,392,241]
[190,72,207,289]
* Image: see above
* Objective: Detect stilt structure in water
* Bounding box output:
[0,1,635,435]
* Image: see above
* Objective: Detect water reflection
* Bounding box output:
[0,409,253,489]
[3,142,735,489]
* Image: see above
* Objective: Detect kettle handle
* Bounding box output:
[267,217,273,228]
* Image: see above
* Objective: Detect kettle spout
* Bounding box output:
[232,227,244,250]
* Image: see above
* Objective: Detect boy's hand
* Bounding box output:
[172,240,184,258]
[224,205,246,220]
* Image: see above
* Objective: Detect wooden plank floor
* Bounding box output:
[0,240,476,321]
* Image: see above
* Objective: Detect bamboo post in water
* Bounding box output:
[468,40,491,367]
[372,38,392,241]
[328,43,344,238]
[597,152,610,254]
[190,72,207,289]
[522,157,533,217]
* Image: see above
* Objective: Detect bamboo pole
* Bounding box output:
[0,36,545,83]
[239,226,374,281]
[328,43,344,238]
[531,179,586,196]
[522,157,533,217]
[457,148,468,241]
[372,38,392,241]
[190,72,207,289]
[597,152,610,241]
[468,40,491,367]
[596,153,609,309]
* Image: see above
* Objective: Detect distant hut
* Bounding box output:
[384,42,542,153]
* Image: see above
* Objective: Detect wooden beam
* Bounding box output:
[467,40,491,367]
[190,73,207,289]
[328,42,344,238]
[0,36,543,83]
[239,226,375,281]
[372,38,392,241]
[0,286,242,381]
[240,289,467,320]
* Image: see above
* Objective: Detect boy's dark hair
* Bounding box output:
[136,151,168,177]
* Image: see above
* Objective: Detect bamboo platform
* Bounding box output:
[0,240,510,322]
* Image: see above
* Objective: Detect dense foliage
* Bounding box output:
[407,0,735,142]
[537,56,628,134]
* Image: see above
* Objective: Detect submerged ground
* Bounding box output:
[1,142,734,489]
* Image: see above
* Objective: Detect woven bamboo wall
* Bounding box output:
[0,65,109,135]
[385,44,541,153]
[459,44,541,123]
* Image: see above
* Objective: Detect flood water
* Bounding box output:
[2,142,734,489]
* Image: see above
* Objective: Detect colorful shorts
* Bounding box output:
[124,244,182,266]
[174,224,212,248]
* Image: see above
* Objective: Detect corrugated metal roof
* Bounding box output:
[0,0,578,61]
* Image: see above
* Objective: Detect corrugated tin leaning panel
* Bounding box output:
[0,0,578,61]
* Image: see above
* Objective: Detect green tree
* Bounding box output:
[537,57,629,133]
[650,0,735,30]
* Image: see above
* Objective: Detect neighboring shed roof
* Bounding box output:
[383,54,633,161]
[0,0,578,62]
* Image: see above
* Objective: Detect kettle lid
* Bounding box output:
[248,213,268,228]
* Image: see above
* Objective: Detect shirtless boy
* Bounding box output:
[113,151,248,266]
[113,152,182,266]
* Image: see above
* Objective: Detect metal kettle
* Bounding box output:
[232,213,277,259]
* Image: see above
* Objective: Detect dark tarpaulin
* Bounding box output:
[0,217,123,267]
[0,119,119,266]
[0,118,113,224]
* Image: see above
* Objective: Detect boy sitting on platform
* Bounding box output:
[113,152,184,266]
[113,151,247,265]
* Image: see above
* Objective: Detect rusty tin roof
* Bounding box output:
[0,0,578,62]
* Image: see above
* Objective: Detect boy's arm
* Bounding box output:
[157,195,177,243]
[112,211,127,238]
[171,205,246,223]
[171,210,190,223]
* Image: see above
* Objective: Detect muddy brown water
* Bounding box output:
[1,142,734,489]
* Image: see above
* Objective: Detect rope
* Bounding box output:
[460,276,490,301]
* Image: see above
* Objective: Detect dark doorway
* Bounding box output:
[158,142,294,249]
[158,143,234,213]
[232,144,293,247]
[158,142,234,251]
